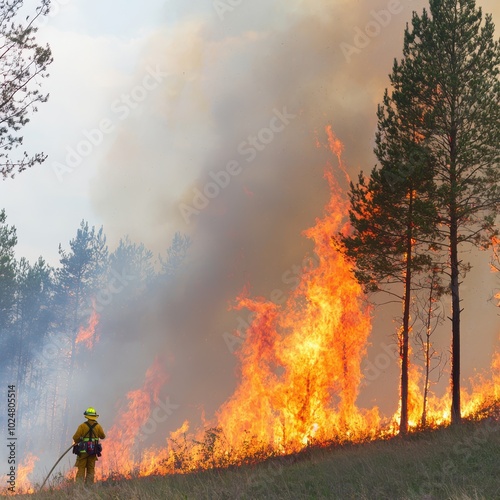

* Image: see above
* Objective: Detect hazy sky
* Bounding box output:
[1,0,499,438]
[1,0,498,266]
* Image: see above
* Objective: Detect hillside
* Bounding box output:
[17,417,500,500]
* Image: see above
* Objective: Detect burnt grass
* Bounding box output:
[11,416,500,500]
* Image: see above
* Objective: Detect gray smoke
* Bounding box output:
[86,0,500,443]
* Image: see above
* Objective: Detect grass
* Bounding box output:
[10,418,500,500]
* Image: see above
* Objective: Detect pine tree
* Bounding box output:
[0,209,17,328]
[109,236,154,297]
[0,209,17,379]
[0,0,52,177]
[389,0,500,423]
[55,221,108,450]
[96,237,154,341]
[159,232,192,279]
[340,142,438,433]
[491,239,500,310]
[13,257,54,450]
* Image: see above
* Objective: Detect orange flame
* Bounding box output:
[90,125,499,481]
[16,453,37,494]
[0,453,38,496]
[215,167,380,454]
[325,124,350,184]
[400,343,500,430]
[76,303,100,349]
[97,357,169,479]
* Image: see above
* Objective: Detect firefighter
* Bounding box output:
[73,407,106,484]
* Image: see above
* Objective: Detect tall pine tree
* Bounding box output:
[0,210,17,380]
[388,0,500,423]
[340,141,438,433]
[55,221,108,449]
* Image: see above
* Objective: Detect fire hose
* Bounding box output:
[39,443,74,492]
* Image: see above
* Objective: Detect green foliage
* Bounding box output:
[395,0,500,423]
[0,208,17,330]
[160,232,192,278]
[110,237,154,285]
[56,220,108,314]
[341,0,500,426]
[14,256,54,371]
[341,165,437,294]
[395,0,500,247]
[15,256,54,335]
[0,0,52,178]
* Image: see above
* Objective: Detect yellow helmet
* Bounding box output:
[83,407,99,420]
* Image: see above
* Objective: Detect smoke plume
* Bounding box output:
[87,0,500,438]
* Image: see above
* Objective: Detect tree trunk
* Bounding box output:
[421,279,434,428]
[421,328,431,428]
[450,216,461,424]
[400,289,410,435]
[400,191,414,435]
[449,109,461,425]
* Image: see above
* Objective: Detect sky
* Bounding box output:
[1,0,500,469]
[1,0,498,266]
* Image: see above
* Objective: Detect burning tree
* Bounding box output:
[490,237,500,290]
[343,0,500,429]
[412,268,446,427]
[386,0,500,424]
[55,221,108,450]
[339,142,438,434]
[0,0,52,178]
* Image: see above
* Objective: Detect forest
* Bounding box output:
[0,212,191,459]
[0,0,499,496]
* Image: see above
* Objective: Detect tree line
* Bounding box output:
[0,212,191,453]
[339,0,500,434]
[1,0,499,449]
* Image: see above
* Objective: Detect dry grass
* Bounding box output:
[9,418,500,500]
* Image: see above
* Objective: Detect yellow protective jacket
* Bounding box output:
[73,420,106,443]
